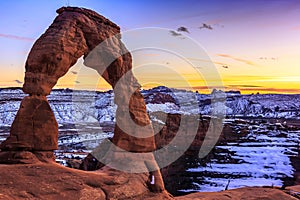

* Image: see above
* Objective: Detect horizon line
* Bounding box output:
[1,86,299,95]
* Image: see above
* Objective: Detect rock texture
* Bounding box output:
[176,187,298,200]
[0,163,172,200]
[0,6,163,192]
[0,96,58,151]
[0,163,297,200]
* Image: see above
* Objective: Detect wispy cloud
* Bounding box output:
[169,30,183,37]
[191,85,225,90]
[199,23,213,30]
[177,26,190,33]
[187,57,228,66]
[217,54,256,66]
[143,53,161,57]
[227,84,262,88]
[0,33,34,42]
[14,79,23,84]
[240,87,300,94]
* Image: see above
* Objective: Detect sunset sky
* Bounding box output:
[0,0,300,94]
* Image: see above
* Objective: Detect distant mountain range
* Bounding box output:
[0,86,300,126]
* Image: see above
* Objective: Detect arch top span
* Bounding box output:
[23,6,127,95]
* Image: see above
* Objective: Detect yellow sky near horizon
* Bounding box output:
[50,52,300,94]
[2,50,300,95]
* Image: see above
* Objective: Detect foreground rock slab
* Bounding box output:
[176,187,298,200]
[0,163,171,200]
[0,163,298,200]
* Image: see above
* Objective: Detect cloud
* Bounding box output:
[199,23,213,30]
[169,30,182,37]
[0,33,34,42]
[240,87,300,94]
[217,54,256,66]
[177,26,190,33]
[143,53,161,57]
[191,85,225,90]
[259,57,278,61]
[227,85,262,88]
[187,57,228,66]
[14,79,23,84]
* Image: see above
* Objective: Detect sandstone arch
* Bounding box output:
[0,7,164,192]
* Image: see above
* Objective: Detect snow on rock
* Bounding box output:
[0,87,299,127]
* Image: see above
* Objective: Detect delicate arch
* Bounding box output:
[0,6,164,191]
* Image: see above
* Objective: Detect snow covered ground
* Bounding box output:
[0,87,299,193]
[0,86,299,127]
[182,127,299,192]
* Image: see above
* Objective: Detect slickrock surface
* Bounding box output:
[0,163,297,200]
[0,163,172,200]
[176,187,298,200]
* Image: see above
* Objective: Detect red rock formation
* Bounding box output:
[1,96,58,151]
[0,6,164,192]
